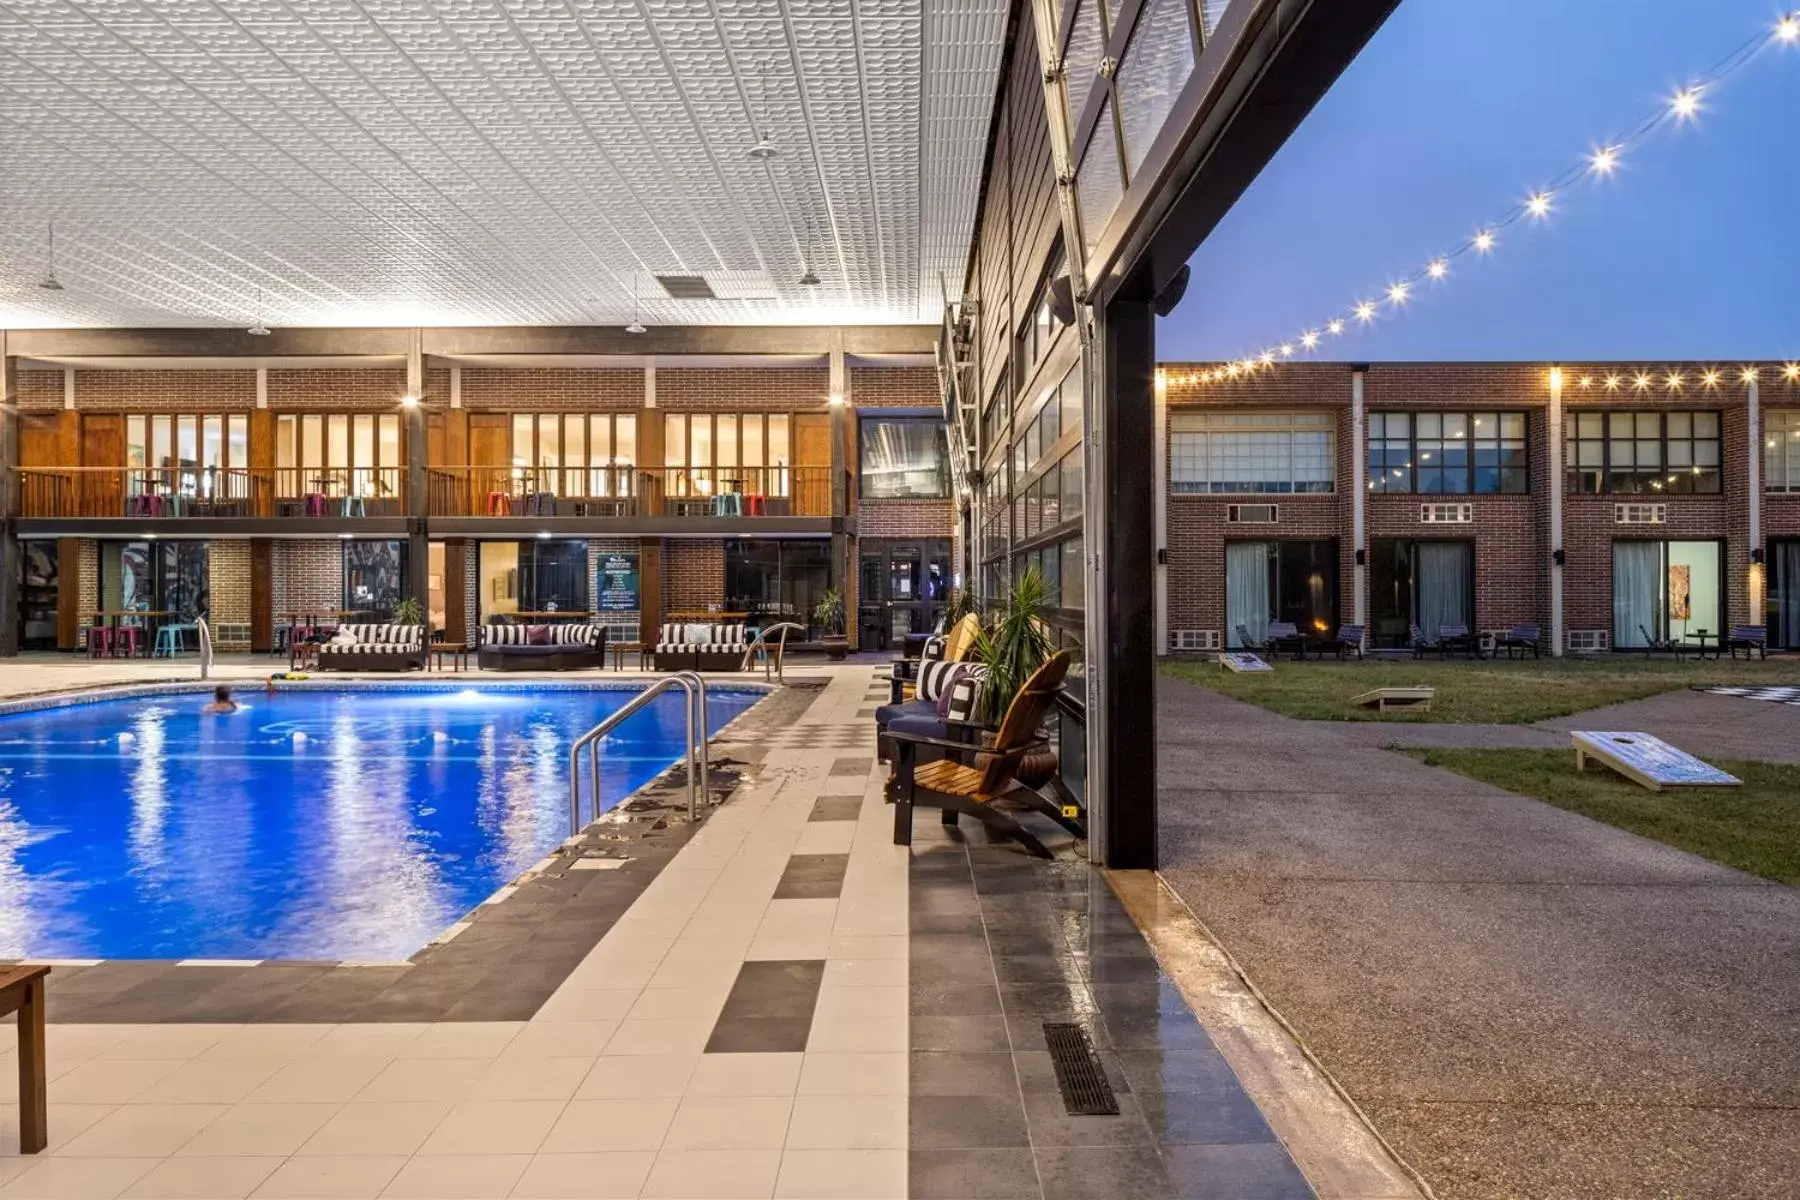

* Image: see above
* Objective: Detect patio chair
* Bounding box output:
[889,612,980,705]
[1332,624,1366,660]
[1409,623,1439,659]
[1727,625,1768,661]
[886,651,1076,858]
[1638,625,1685,659]
[1499,623,1541,659]
[1437,623,1476,659]
[1233,624,1269,654]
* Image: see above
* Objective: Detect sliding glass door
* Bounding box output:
[1613,540,1722,648]
[1369,540,1474,645]
[1224,540,1338,647]
[1773,541,1800,650]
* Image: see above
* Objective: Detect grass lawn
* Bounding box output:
[1404,747,1800,885]
[1162,656,1800,724]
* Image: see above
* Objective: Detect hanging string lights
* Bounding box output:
[1180,10,1800,386]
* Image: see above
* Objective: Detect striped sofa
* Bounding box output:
[316,623,426,672]
[478,622,607,671]
[652,621,748,672]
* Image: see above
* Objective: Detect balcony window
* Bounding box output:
[663,412,792,496]
[273,413,404,501]
[1765,410,1800,492]
[511,413,636,496]
[1564,410,1720,495]
[125,414,249,499]
[1172,411,1334,494]
[860,417,948,499]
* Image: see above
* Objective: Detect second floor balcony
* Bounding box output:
[19,467,407,521]
[427,465,840,520]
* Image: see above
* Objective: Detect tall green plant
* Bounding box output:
[812,587,846,636]
[973,568,1054,726]
[392,596,424,628]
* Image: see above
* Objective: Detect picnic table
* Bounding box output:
[1683,629,1721,661]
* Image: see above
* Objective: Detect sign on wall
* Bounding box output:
[598,553,640,612]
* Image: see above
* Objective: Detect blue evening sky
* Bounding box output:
[1160,0,1800,362]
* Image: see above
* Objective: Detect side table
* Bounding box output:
[611,641,644,671]
[432,642,471,672]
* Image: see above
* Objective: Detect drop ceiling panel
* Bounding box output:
[0,0,1006,329]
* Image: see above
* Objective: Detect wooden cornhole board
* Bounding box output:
[1351,686,1434,713]
[1220,652,1272,673]
[1571,731,1740,791]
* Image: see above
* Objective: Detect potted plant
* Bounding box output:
[392,596,424,629]
[972,568,1058,786]
[813,588,848,660]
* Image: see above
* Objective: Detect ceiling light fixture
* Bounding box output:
[746,62,779,160]
[38,222,64,291]
[625,277,648,334]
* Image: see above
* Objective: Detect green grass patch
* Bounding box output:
[1402,747,1800,885]
[1162,657,1800,724]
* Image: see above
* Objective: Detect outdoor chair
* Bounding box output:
[1638,624,1685,659]
[1727,625,1768,661]
[889,612,980,705]
[1499,623,1542,659]
[1233,624,1269,654]
[885,651,1079,858]
[1332,624,1366,660]
[1409,623,1439,659]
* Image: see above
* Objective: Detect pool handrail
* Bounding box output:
[196,617,213,680]
[742,622,806,682]
[567,671,710,836]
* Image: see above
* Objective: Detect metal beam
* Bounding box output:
[0,338,18,657]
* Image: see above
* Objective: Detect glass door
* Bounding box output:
[858,540,951,651]
[1773,540,1800,650]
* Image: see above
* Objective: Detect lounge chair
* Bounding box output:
[1332,624,1366,660]
[1638,624,1685,659]
[889,612,980,705]
[885,651,1079,858]
[1498,623,1541,659]
[1727,625,1768,661]
[1409,623,1439,659]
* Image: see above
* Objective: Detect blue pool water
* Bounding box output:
[0,684,758,962]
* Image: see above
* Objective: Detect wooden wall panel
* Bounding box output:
[80,415,124,517]
[250,539,273,652]
[56,538,81,650]
[443,540,468,643]
[19,414,63,467]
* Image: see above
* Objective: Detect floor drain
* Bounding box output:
[1043,1022,1119,1115]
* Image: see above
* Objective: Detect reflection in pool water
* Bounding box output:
[0,686,757,961]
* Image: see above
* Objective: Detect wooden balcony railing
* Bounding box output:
[640,466,835,517]
[17,467,407,519]
[427,466,641,517]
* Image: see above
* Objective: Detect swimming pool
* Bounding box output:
[0,683,761,962]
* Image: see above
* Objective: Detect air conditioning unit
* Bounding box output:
[1171,629,1221,652]
[1567,629,1611,653]
[1227,504,1278,524]
[1420,503,1473,524]
[1614,503,1666,525]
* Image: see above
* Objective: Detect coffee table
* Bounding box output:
[432,642,471,672]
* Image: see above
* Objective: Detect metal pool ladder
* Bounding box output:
[567,671,709,836]
[741,622,806,683]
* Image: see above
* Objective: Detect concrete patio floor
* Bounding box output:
[1156,676,1800,1200]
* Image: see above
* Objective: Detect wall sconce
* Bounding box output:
[1750,548,1764,565]
[1354,548,1367,566]
[399,393,420,409]
[827,392,844,407]
[1157,548,1169,564]
[1552,548,1566,567]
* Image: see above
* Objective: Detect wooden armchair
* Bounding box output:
[884,651,1077,858]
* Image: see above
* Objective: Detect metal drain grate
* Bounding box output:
[1043,1022,1120,1115]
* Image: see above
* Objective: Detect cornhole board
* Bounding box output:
[1220,652,1272,673]
[1351,686,1435,713]
[1571,731,1740,791]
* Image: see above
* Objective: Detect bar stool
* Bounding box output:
[85,624,112,658]
[303,492,328,517]
[746,493,765,516]
[116,623,144,658]
[341,495,366,517]
[486,491,510,516]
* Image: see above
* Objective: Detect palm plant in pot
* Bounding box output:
[813,587,848,660]
[971,568,1058,786]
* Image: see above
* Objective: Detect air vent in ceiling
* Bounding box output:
[655,275,716,300]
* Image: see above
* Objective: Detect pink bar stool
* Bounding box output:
[87,626,113,658]
[116,625,144,658]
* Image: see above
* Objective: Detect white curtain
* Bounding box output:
[1417,542,1471,634]
[1613,541,1663,648]
[1226,543,1271,647]
[1778,543,1800,650]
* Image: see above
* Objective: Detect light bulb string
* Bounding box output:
[1203,11,1798,377]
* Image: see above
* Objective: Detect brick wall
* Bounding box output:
[460,368,641,411]
[663,540,724,613]
[271,540,343,615]
[267,367,408,412]
[18,370,62,412]
[72,369,256,411]
[657,367,832,412]
[858,498,956,540]
[76,541,98,642]
[851,366,936,409]
[209,541,252,628]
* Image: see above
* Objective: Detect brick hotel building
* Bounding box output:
[1153,361,1800,656]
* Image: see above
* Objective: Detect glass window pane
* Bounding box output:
[1694,411,1719,437]
[378,415,401,468]
[1666,412,1691,438]
[352,414,374,469]
[664,414,686,466]
[1061,362,1083,432]
[177,415,198,466]
[1443,413,1468,440]
[1636,412,1661,438]
[717,415,739,467]
[1063,0,1105,128]
[1417,413,1441,438]
[202,416,223,469]
[691,415,713,466]
[1501,412,1525,439]
[742,414,764,466]
[614,415,636,465]
[127,416,147,469]
[1075,98,1123,257]
[768,414,789,465]
[1115,0,1194,180]
[1610,412,1635,438]
[512,414,535,465]
[326,414,348,468]
[227,415,247,471]
[1579,413,1604,437]
[860,418,947,498]
[565,413,586,469]
[300,415,322,472]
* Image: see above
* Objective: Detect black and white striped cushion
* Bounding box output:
[945,666,989,722]
[921,634,948,662]
[916,660,970,703]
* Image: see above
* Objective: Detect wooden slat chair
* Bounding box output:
[1728,625,1768,661]
[888,612,981,705]
[885,651,1074,858]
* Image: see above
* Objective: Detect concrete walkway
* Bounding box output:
[1156,677,1800,1200]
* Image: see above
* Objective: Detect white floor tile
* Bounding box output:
[195,1026,333,1062]
[773,1149,907,1199]
[146,1059,284,1105]
[398,1023,522,1060]
[530,988,641,1024]
[603,1019,713,1057]
[625,987,730,1022]
[355,1057,487,1104]
[101,1026,237,1062]
[464,1055,592,1102]
[121,1155,283,1199]
[250,1155,406,1199]
[820,959,908,988]
[685,1053,802,1097]
[795,1054,908,1097]
[640,1149,781,1200]
[53,1104,225,1159]
[378,1154,529,1199]
[506,1152,654,1199]
[573,1055,698,1100]
[247,1057,386,1104]
[783,1095,906,1150]
[296,1102,452,1157]
[662,1096,794,1151]
[0,1156,161,1200]
[415,1099,563,1156]
[173,1103,338,1157]
[501,1021,617,1059]
[50,1061,183,1107]
[536,1098,678,1154]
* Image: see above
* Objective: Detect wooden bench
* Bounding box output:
[0,964,49,1154]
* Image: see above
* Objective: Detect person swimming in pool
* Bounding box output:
[201,685,239,715]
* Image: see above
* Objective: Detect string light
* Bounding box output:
[1280,343,1295,357]
[1701,369,1721,387]
[1742,367,1760,383]
[1786,363,1800,381]
[1195,11,1800,383]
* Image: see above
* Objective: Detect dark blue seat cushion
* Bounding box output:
[887,709,949,739]
[875,698,937,729]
